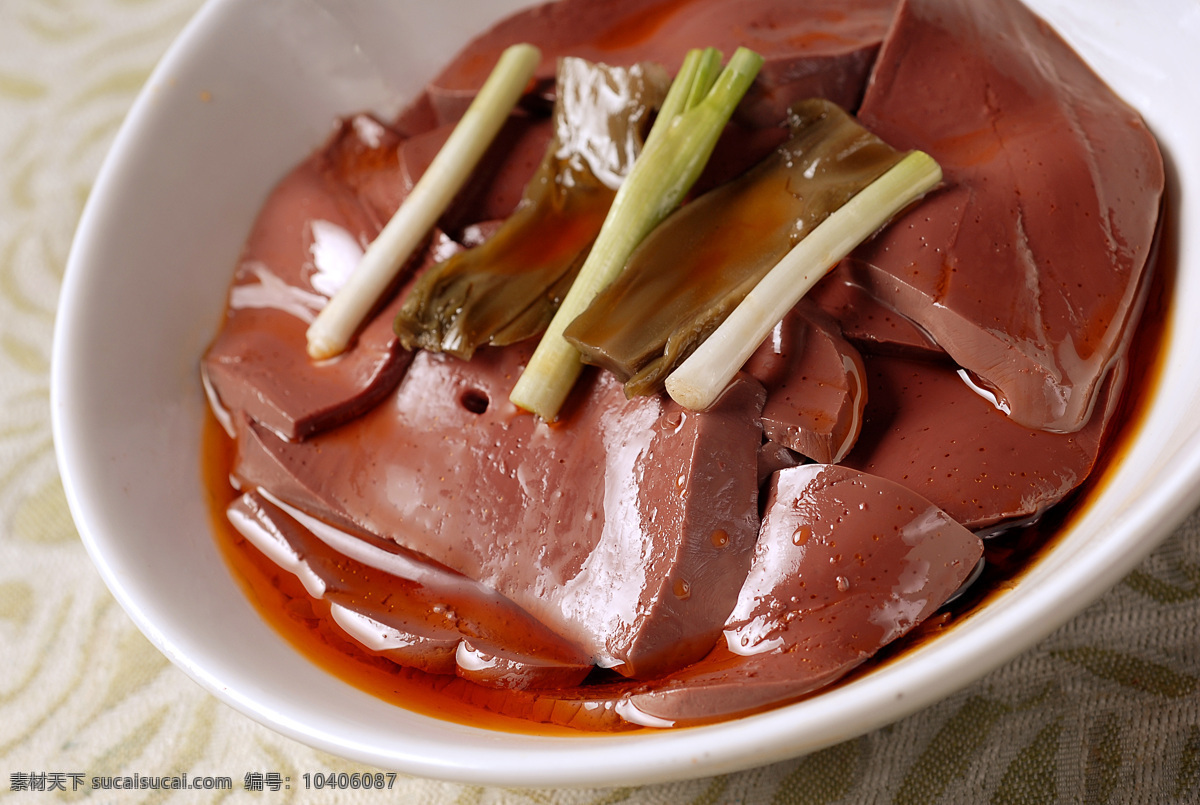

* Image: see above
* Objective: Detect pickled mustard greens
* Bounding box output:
[564,99,910,398]
[509,46,764,421]
[305,43,540,361]
[666,149,943,412]
[393,58,669,359]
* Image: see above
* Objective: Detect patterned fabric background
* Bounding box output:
[3,0,1200,802]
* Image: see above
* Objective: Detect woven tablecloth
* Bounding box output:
[4,1,1200,801]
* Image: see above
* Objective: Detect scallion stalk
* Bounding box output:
[508,46,764,420]
[305,43,541,361]
[664,150,943,411]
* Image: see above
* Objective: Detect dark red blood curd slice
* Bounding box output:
[841,0,1164,433]
[228,490,593,690]
[201,115,414,442]
[744,302,868,464]
[808,272,943,360]
[231,340,766,680]
[617,464,983,726]
[447,463,981,729]
[425,0,897,128]
[841,352,1122,531]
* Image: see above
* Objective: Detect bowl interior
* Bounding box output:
[52,0,1200,787]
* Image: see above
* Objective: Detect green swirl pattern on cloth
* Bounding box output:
[2,1,1200,802]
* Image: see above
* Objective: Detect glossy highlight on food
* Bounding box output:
[200,0,1164,731]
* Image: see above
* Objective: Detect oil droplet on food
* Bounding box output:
[836,576,850,593]
[792,524,812,546]
[710,529,730,548]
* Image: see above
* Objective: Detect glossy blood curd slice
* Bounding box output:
[231,340,766,680]
[202,115,414,441]
[841,352,1122,530]
[228,490,593,689]
[744,301,868,465]
[841,0,1164,433]
[612,463,983,726]
[442,463,982,729]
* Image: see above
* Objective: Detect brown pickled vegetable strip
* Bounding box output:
[393,59,668,359]
[564,99,906,397]
[666,150,943,411]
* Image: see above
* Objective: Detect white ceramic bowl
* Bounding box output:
[52,0,1200,787]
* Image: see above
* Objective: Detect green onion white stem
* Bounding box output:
[664,150,943,411]
[509,46,763,420]
[305,43,541,360]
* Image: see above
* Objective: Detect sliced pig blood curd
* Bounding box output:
[200,0,1164,732]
